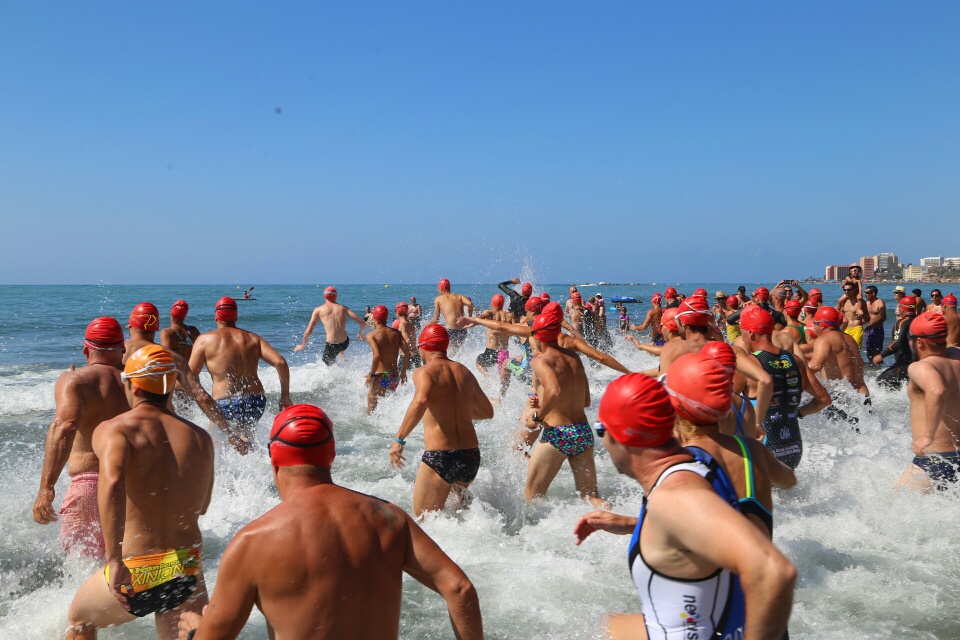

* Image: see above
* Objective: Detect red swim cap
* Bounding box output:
[784,300,803,319]
[700,341,737,376]
[539,292,551,303]
[324,286,338,302]
[814,306,842,327]
[531,312,562,343]
[215,296,238,322]
[661,307,680,333]
[491,293,505,309]
[171,300,189,321]
[676,297,712,327]
[805,321,818,340]
[943,294,957,307]
[597,373,676,448]
[664,287,678,298]
[525,296,543,313]
[693,288,708,298]
[899,296,918,315]
[521,282,533,296]
[269,404,335,467]
[666,353,732,425]
[129,302,160,331]
[726,296,740,309]
[438,278,451,292]
[541,301,564,321]
[372,305,388,323]
[753,287,770,302]
[651,293,663,305]
[395,301,409,316]
[740,306,774,334]
[571,292,582,301]
[418,325,449,352]
[809,288,822,297]
[910,312,948,343]
[84,317,125,351]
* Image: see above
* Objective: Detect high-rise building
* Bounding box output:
[859,256,876,279]
[944,257,960,269]
[874,253,899,272]
[904,264,926,280]
[824,264,849,281]
[920,256,943,268]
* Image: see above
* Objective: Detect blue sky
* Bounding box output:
[1,2,958,284]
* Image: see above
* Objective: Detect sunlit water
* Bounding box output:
[0,283,956,639]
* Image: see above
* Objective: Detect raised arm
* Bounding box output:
[793,281,808,307]
[293,309,321,352]
[565,335,631,374]
[260,338,292,409]
[34,373,85,524]
[93,422,135,608]
[403,512,483,640]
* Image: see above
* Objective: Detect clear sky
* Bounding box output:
[2,2,958,285]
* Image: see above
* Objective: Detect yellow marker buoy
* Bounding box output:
[385,285,391,288]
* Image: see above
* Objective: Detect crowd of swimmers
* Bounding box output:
[32,268,960,639]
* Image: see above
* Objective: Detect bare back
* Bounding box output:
[480,309,514,349]
[433,292,471,329]
[317,302,350,344]
[368,326,404,374]
[190,327,265,398]
[418,359,486,450]
[945,309,960,348]
[63,365,129,475]
[811,330,867,392]
[531,344,590,426]
[95,405,214,555]
[908,354,960,452]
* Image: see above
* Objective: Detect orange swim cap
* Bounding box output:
[123,344,178,395]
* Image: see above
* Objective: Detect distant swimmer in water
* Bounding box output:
[899,313,960,492]
[189,297,291,441]
[160,300,201,361]
[428,278,473,356]
[294,286,366,364]
[524,304,609,508]
[66,345,214,640]
[33,317,129,561]
[573,373,796,640]
[365,305,409,414]
[474,293,513,377]
[176,405,483,640]
[123,302,236,450]
[390,325,493,517]
[498,277,533,322]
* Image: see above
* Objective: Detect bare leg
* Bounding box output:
[569,447,611,509]
[67,568,136,639]
[367,380,386,414]
[524,442,567,500]
[413,462,454,518]
[605,613,649,640]
[154,572,209,640]
[897,463,934,493]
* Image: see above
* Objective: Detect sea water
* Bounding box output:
[0,283,957,639]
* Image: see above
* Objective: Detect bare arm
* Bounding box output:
[462,296,474,318]
[390,370,431,469]
[33,373,84,524]
[345,307,366,340]
[530,359,561,422]
[573,511,638,544]
[797,357,831,417]
[561,319,584,341]
[189,529,259,639]
[429,299,441,325]
[399,336,411,383]
[751,441,797,489]
[806,339,829,373]
[459,315,531,337]
[566,335,631,374]
[294,309,321,351]
[793,281,808,306]
[174,352,234,438]
[259,338,292,409]
[908,361,946,454]
[159,328,177,352]
[403,512,483,640]
[471,376,494,421]
[626,335,663,356]
[736,348,773,436]
[94,422,135,609]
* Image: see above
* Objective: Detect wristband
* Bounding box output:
[394,437,406,446]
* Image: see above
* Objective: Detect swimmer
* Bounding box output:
[899,313,960,492]
[294,286,366,364]
[701,341,761,439]
[836,281,869,350]
[873,295,918,390]
[33,318,130,561]
[574,373,796,640]
[159,300,201,361]
[524,306,608,508]
[626,307,681,356]
[943,294,959,347]
[782,299,807,344]
[564,285,579,318]
[726,287,788,331]
[662,286,680,309]
[428,278,474,356]
[390,325,493,517]
[863,285,888,361]
[177,405,482,640]
[66,345,214,640]
[407,296,423,331]
[395,301,422,369]
[474,293,513,377]
[189,297,292,440]
[808,307,871,424]
[365,305,409,414]
[498,277,533,321]
[629,293,664,345]
[123,302,236,449]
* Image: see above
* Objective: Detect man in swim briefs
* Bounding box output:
[365,305,410,413]
[390,325,493,517]
[189,297,292,439]
[176,405,483,640]
[474,293,514,377]
[428,278,474,356]
[524,304,608,508]
[407,296,423,331]
[66,345,214,639]
[573,373,796,640]
[863,285,887,361]
[394,301,422,369]
[837,280,869,350]
[33,317,130,561]
[294,286,366,364]
[899,312,960,492]
[498,277,533,321]
[160,300,201,361]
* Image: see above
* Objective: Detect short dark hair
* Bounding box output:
[931,289,942,296]
[139,389,171,404]
[866,286,878,294]
[912,289,922,296]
